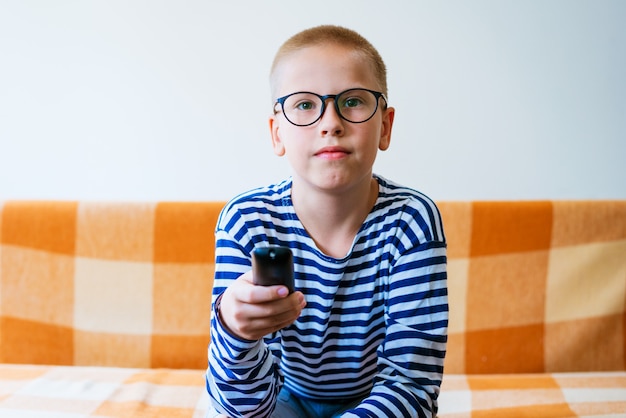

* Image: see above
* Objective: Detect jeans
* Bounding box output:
[270,386,363,418]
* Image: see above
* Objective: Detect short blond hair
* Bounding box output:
[270,25,388,100]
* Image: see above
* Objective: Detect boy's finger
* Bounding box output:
[247,283,294,303]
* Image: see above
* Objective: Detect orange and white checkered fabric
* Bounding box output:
[0,363,209,417]
[439,200,626,374]
[1,365,624,418]
[0,201,225,369]
[438,372,626,417]
[2,200,625,373]
[1,200,626,417]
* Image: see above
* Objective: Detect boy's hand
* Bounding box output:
[217,271,306,341]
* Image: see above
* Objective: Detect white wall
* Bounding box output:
[1,0,624,201]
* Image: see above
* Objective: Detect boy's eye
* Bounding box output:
[343,97,363,108]
[295,101,316,111]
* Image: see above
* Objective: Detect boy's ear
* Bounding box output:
[269,115,286,156]
[378,106,395,151]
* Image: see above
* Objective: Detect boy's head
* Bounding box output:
[270,25,388,101]
[268,25,395,195]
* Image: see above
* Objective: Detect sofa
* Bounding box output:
[0,200,624,417]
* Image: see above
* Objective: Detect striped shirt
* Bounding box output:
[206,175,448,417]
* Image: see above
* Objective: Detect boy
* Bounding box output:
[206,25,448,418]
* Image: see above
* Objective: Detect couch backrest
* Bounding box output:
[0,201,224,369]
[439,200,626,374]
[1,200,625,373]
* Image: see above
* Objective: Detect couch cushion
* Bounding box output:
[438,372,626,417]
[0,364,209,417]
[0,364,624,417]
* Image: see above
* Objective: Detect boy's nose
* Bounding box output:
[319,99,344,136]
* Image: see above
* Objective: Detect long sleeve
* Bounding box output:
[206,229,284,418]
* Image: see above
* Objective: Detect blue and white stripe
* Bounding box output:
[207,175,448,417]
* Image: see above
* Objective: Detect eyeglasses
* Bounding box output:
[274,88,387,127]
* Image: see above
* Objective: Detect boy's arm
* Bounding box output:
[207,301,282,417]
[343,241,448,418]
[205,230,283,418]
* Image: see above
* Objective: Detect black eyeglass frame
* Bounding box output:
[274,88,388,127]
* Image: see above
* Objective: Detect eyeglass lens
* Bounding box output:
[281,89,380,126]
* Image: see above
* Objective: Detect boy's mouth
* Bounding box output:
[315,146,350,160]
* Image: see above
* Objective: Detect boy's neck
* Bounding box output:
[291,175,379,258]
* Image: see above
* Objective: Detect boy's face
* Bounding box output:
[269,43,395,195]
